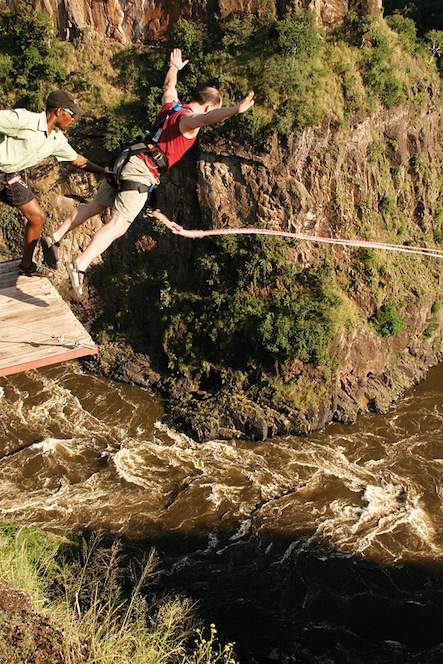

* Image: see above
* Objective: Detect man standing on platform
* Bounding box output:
[0,90,109,277]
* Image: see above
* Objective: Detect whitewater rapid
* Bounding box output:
[0,363,442,564]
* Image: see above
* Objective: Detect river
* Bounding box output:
[1,362,443,663]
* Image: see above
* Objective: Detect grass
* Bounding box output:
[0,524,239,664]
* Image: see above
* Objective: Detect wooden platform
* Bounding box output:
[0,260,97,377]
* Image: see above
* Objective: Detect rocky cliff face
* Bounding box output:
[4,0,382,42]
[149,102,442,440]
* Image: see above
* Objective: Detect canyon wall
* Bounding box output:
[2,0,382,42]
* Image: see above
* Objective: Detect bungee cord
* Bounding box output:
[153,213,443,260]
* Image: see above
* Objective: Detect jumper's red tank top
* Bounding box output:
[137,102,196,177]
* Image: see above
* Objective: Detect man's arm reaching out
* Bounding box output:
[162,48,189,105]
[180,91,255,132]
[71,154,109,177]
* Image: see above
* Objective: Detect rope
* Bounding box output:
[3,322,96,351]
[158,218,443,259]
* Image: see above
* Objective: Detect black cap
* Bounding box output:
[46,90,84,115]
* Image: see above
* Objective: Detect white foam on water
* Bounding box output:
[112,448,158,490]
[154,421,198,449]
[408,501,437,544]
[361,484,401,516]
[31,438,76,457]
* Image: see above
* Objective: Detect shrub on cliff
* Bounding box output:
[386,14,418,53]
[426,30,443,73]
[221,16,257,51]
[340,14,437,110]
[370,302,405,337]
[276,11,321,60]
[361,19,404,108]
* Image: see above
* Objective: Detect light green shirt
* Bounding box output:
[0,109,78,173]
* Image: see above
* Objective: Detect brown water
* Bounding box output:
[1,363,443,662]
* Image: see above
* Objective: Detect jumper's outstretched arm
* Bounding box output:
[162,48,189,106]
[180,91,255,131]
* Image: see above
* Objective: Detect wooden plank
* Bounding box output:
[0,259,20,274]
[0,343,97,367]
[0,346,98,377]
[0,263,97,376]
[1,305,73,328]
[0,336,96,364]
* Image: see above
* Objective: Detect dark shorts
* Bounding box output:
[0,172,35,207]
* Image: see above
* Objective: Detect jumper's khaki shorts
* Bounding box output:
[93,155,159,222]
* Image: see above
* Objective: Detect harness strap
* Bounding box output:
[143,143,168,174]
[148,100,186,143]
[143,101,190,174]
[119,180,156,194]
[111,101,190,191]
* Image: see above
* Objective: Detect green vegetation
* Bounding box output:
[361,19,404,108]
[0,1,67,110]
[370,301,405,337]
[0,204,23,255]
[160,236,338,371]
[0,523,239,664]
[0,2,439,149]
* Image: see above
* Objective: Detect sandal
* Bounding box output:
[66,261,85,298]
[19,261,53,278]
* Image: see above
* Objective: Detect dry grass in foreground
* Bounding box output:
[0,524,238,664]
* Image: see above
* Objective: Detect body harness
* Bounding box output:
[111,101,187,193]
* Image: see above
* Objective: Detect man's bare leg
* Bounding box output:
[74,211,130,273]
[19,198,45,268]
[52,200,106,244]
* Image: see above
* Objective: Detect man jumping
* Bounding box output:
[0,90,109,277]
[43,48,254,297]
